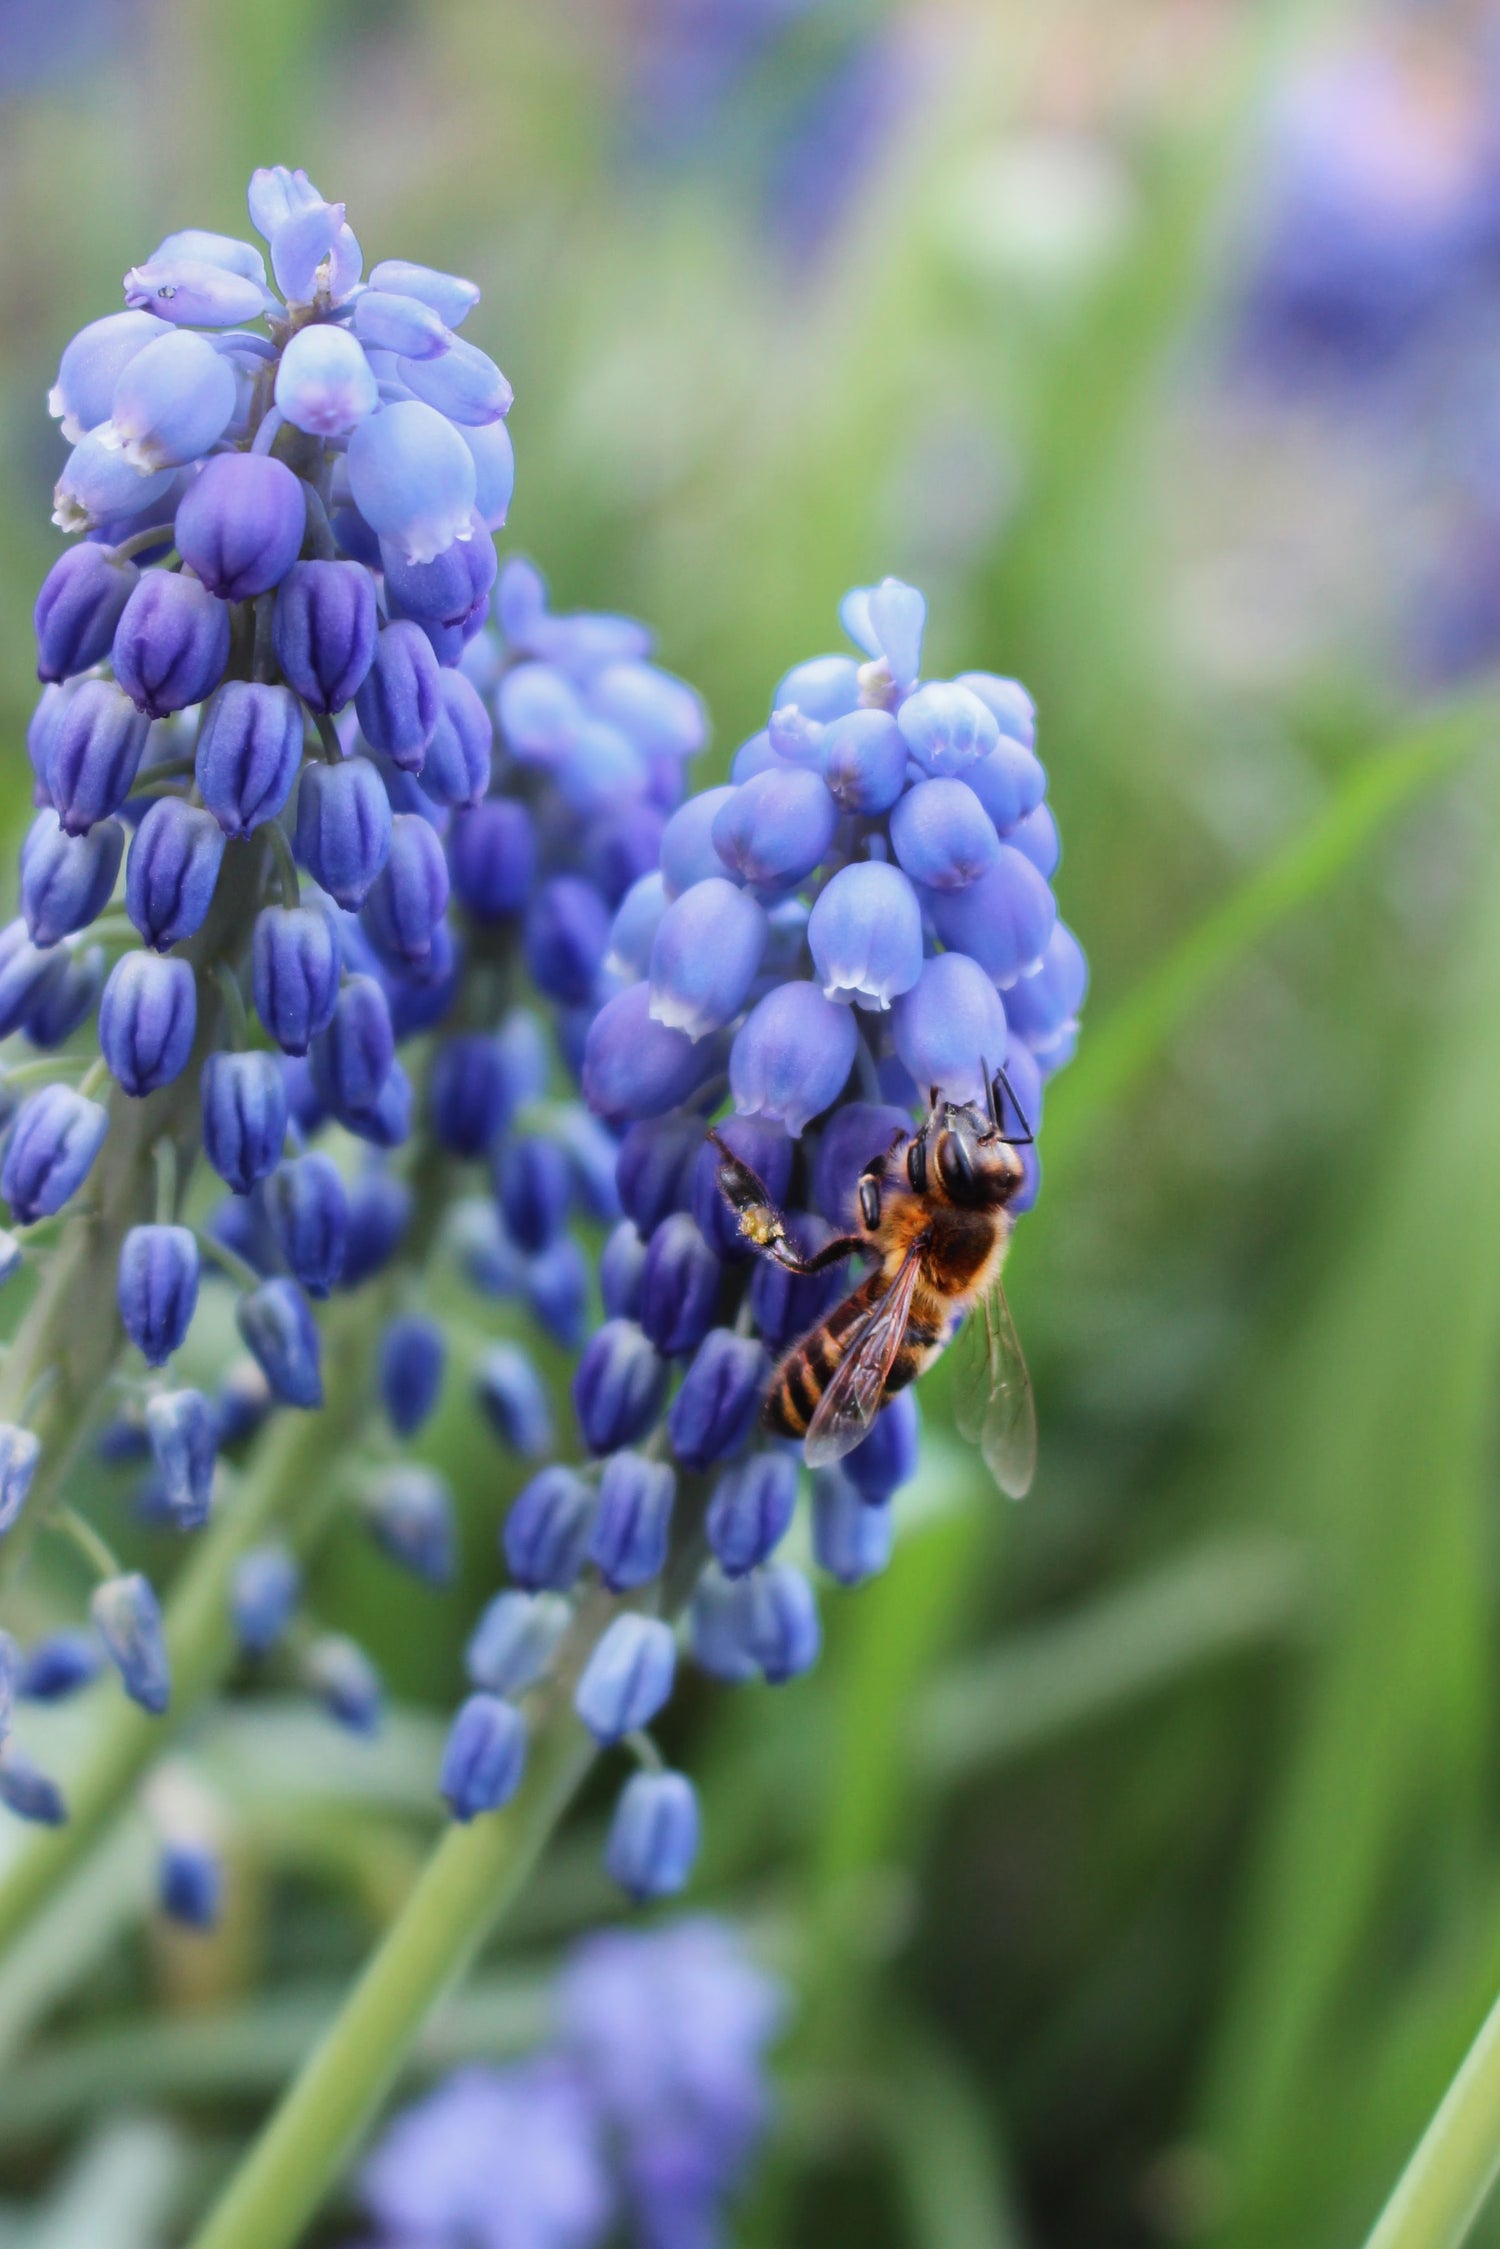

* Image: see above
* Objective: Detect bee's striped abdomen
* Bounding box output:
[763,1270,884,1438]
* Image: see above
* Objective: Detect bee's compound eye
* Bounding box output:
[906,1136,928,1193]
[859,1176,881,1230]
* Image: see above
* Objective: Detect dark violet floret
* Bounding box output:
[295,756,392,909]
[174,452,306,600]
[448,799,535,920]
[378,1314,445,1437]
[2,1086,108,1223]
[118,1224,199,1366]
[504,1465,595,1592]
[111,569,230,720]
[99,951,197,1096]
[264,1153,348,1297]
[20,809,123,947]
[197,681,304,839]
[273,560,377,713]
[34,543,139,683]
[574,1614,676,1745]
[573,1319,669,1455]
[251,901,340,1056]
[201,1049,288,1192]
[441,1693,526,1822]
[604,1769,700,1899]
[236,1278,323,1409]
[668,1329,767,1471]
[125,797,225,950]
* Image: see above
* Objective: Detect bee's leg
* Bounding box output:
[981,1056,1034,1146]
[776,1230,865,1275]
[708,1130,789,1251]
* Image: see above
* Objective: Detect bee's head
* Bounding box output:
[906,1099,1025,1208]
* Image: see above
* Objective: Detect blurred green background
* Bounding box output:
[8,0,1500,2243]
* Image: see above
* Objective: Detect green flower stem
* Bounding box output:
[0,1288,381,1961]
[186,1639,606,2249]
[1363,1988,1500,2249]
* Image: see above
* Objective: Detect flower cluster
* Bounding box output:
[351,1918,784,2249]
[441,578,1084,1900]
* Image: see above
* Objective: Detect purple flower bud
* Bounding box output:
[49,309,170,441]
[841,577,926,689]
[1007,802,1059,881]
[607,872,667,981]
[210,1360,274,1449]
[600,1220,648,1320]
[175,452,306,600]
[294,755,392,907]
[497,661,585,764]
[441,1693,526,1821]
[811,1101,909,1228]
[808,860,922,1010]
[420,1036,507,1161]
[476,1343,554,1458]
[34,543,138,684]
[247,164,323,237]
[274,321,378,436]
[0,920,66,1038]
[890,777,1000,892]
[583,801,665,906]
[707,1451,798,1577]
[897,681,1000,780]
[524,876,610,1007]
[144,1386,216,1527]
[51,436,176,538]
[526,1236,590,1350]
[118,1224,199,1366]
[265,1153,347,1297]
[711,768,839,891]
[891,952,1007,1110]
[149,226,268,290]
[668,1328,767,1471]
[200,1052,287,1198]
[112,570,229,720]
[659,786,736,899]
[575,1614,676,1744]
[956,671,1036,748]
[730,981,857,1137]
[353,287,451,358]
[360,813,449,969]
[195,681,303,840]
[638,1212,721,1356]
[963,736,1047,834]
[268,198,361,304]
[310,972,395,1129]
[369,258,480,326]
[767,703,826,769]
[236,1277,323,1408]
[20,809,123,946]
[304,1634,382,1735]
[494,1137,572,1253]
[28,682,71,802]
[231,1543,300,1656]
[46,677,149,833]
[582,981,710,1125]
[99,951,196,1096]
[417,670,493,812]
[339,1165,412,1287]
[1003,921,1087,1069]
[821,708,909,814]
[122,257,266,328]
[17,1630,102,1702]
[774,654,861,722]
[378,1314,445,1437]
[467,1590,570,1696]
[0,1427,41,1537]
[251,902,340,1056]
[927,846,1057,988]
[746,1563,821,1683]
[125,797,224,950]
[844,1389,920,1504]
[24,943,103,1051]
[647,877,767,1043]
[504,1465,595,1591]
[750,1215,847,1351]
[346,400,477,565]
[812,1470,893,1586]
[460,418,515,534]
[385,516,496,630]
[688,1563,760,1681]
[352,1055,413,1149]
[91,1572,170,1713]
[2,1086,107,1223]
[366,1465,456,1586]
[573,1319,669,1455]
[274,560,377,713]
[0,1746,66,1825]
[590,661,707,761]
[159,1839,223,1929]
[354,621,441,770]
[449,799,535,920]
[605,1769,700,1899]
[589,1451,676,1590]
[400,335,512,426]
[692,1113,795,1261]
[105,328,238,466]
[617,1112,703,1237]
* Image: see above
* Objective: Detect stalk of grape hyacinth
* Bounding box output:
[185,579,1084,2249]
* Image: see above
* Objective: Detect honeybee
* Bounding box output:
[711,1063,1037,1498]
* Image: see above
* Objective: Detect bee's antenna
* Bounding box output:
[987,1059,1034,1147]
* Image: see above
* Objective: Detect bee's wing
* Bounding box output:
[803,1239,926,1470]
[970,1282,1036,1499]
